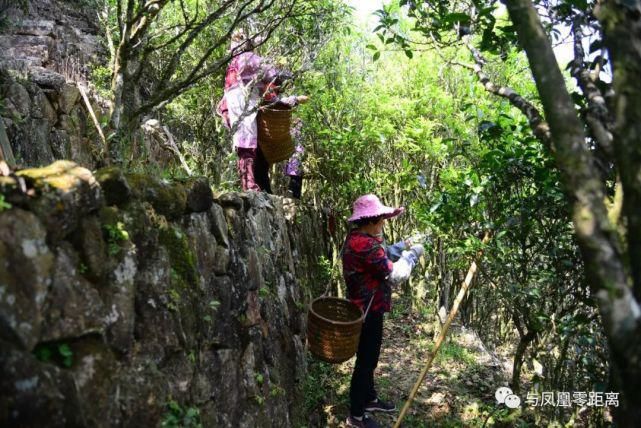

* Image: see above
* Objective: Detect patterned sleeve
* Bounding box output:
[366,242,393,280]
[386,241,406,262]
[279,95,299,107]
[238,53,261,80]
[260,57,278,83]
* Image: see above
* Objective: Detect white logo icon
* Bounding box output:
[504,394,521,408]
[495,386,521,408]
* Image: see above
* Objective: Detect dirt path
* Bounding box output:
[310,298,516,427]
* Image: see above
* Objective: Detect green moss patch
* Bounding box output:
[158,225,198,289]
[126,174,187,220]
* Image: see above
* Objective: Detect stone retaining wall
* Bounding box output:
[0,0,104,167]
[0,161,329,427]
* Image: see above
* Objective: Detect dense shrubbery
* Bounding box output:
[291,23,607,425]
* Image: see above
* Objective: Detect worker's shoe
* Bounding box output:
[364,398,397,413]
[345,414,381,428]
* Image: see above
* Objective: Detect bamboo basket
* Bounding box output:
[307,296,365,364]
[257,105,294,164]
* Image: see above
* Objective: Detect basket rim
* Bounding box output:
[309,296,364,326]
[259,104,292,112]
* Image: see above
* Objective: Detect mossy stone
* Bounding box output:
[98,205,120,228]
[158,225,198,288]
[158,224,200,349]
[16,160,78,181]
[0,175,17,191]
[73,215,108,281]
[127,174,187,220]
[10,161,102,242]
[178,176,213,213]
[95,166,131,207]
[0,176,28,207]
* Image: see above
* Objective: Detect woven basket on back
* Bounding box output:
[307,297,365,364]
[257,105,294,164]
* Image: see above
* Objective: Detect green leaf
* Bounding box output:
[569,0,589,9]
[34,345,52,363]
[58,344,72,358]
[168,400,181,413]
[443,12,471,25]
[405,49,413,59]
[185,407,199,418]
[373,51,381,61]
[589,39,603,54]
[0,195,12,212]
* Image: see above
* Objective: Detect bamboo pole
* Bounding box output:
[0,118,16,167]
[393,231,491,428]
[77,83,108,159]
[161,125,192,176]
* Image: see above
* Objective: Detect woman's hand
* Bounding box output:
[296,95,310,104]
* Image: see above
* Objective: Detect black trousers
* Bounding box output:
[255,147,272,193]
[288,175,303,199]
[350,311,384,417]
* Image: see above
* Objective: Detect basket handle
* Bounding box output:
[322,282,375,319]
[363,294,375,319]
[322,282,331,297]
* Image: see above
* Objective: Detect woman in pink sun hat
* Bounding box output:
[342,194,425,428]
[347,194,406,222]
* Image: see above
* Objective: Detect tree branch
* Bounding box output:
[570,17,614,159]
[156,0,239,89]
[596,0,641,300]
[133,1,297,119]
[452,39,551,145]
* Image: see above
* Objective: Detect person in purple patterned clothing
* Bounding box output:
[284,118,305,199]
[218,29,279,192]
[217,31,309,193]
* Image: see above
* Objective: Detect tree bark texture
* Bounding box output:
[570,18,614,160]
[511,329,536,394]
[504,0,641,422]
[595,0,641,301]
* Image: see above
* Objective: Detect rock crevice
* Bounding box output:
[0,161,329,427]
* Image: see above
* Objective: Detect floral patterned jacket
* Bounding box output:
[341,230,405,314]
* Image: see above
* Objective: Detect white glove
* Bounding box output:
[389,249,421,284]
[410,244,425,259]
[405,233,429,247]
[389,256,413,284]
[400,250,417,267]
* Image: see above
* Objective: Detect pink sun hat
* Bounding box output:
[348,194,405,222]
